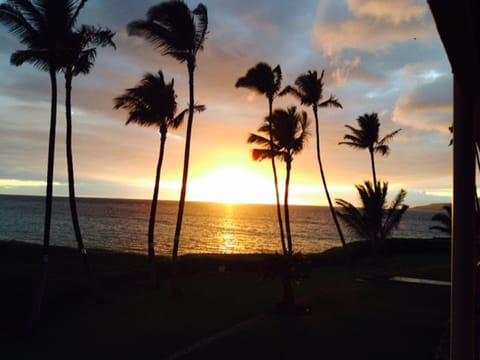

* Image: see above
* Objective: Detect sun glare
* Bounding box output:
[189,166,275,204]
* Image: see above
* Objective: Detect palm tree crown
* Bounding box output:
[236,62,282,102]
[0,0,88,70]
[339,113,401,186]
[336,181,408,260]
[430,205,452,236]
[127,0,207,66]
[280,70,341,109]
[114,71,180,131]
[248,106,310,164]
[340,113,400,155]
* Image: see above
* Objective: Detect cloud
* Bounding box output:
[392,75,452,133]
[313,0,434,56]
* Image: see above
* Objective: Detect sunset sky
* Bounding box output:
[0,0,453,206]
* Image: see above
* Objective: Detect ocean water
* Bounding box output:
[0,195,444,255]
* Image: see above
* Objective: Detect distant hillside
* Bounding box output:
[412,203,450,211]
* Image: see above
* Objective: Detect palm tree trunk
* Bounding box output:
[369,148,377,187]
[268,99,287,255]
[313,107,347,250]
[171,59,195,293]
[284,158,293,256]
[148,127,167,289]
[29,66,57,331]
[65,69,100,300]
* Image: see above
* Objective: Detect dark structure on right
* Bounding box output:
[428,1,479,359]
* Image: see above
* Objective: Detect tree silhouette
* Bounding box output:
[63,24,115,292]
[248,106,310,308]
[0,0,88,329]
[236,62,287,255]
[430,205,452,236]
[127,0,208,293]
[336,181,408,263]
[114,71,203,287]
[339,113,401,187]
[281,70,347,251]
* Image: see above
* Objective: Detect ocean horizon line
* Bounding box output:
[0,193,332,208]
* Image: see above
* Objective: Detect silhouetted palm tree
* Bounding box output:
[0,0,88,328]
[281,70,347,250]
[336,181,408,263]
[114,71,203,287]
[248,106,310,308]
[127,0,208,292]
[430,205,452,236]
[339,113,401,187]
[248,107,310,255]
[236,62,287,255]
[63,24,115,288]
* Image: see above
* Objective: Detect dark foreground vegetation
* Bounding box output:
[0,239,450,359]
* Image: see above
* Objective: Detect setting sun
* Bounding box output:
[188,166,275,204]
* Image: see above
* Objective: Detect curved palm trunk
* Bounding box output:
[268,99,287,255]
[171,59,195,293]
[29,66,58,331]
[148,127,167,289]
[284,159,293,256]
[64,68,98,291]
[312,106,347,250]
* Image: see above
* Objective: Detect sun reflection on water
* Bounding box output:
[216,204,245,253]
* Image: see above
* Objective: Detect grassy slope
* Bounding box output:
[0,239,450,359]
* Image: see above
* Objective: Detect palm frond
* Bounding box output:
[318,94,343,109]
[0,2,40,46]
[192,3,208,53]
[10,48,49,70]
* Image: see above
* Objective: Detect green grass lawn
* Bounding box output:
[0,239,450,359]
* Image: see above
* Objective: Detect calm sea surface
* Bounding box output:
[0,195,444,255]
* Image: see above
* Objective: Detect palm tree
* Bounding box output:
[0,0,88,328]
[339,113,401,187]
[127,0,208,291]
[114,71,202,287]
[236,62,287,255]
[248,106,310,309]
[336,181,408,263]
[281,70,347,250]
[63,24,115,290]
[430,205,452,236]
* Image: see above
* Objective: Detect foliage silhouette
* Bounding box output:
[430,205,452,236]
[0,0,90,330]
[281,70,347,251]
[336,181,408,263]
[248,106,310,308]
[236,62,287,255]
[339,113,401,187]
[128,0,208,294]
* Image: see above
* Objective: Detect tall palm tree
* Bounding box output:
[114,71,203,287]
[127,0,208,291]
[336,181,408,263]
[0,0,88,328]
[281,70,347,250]
[236,62,287,255]
[339,113,401,187]
[248,106,310,308]
[63,24,115,289]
